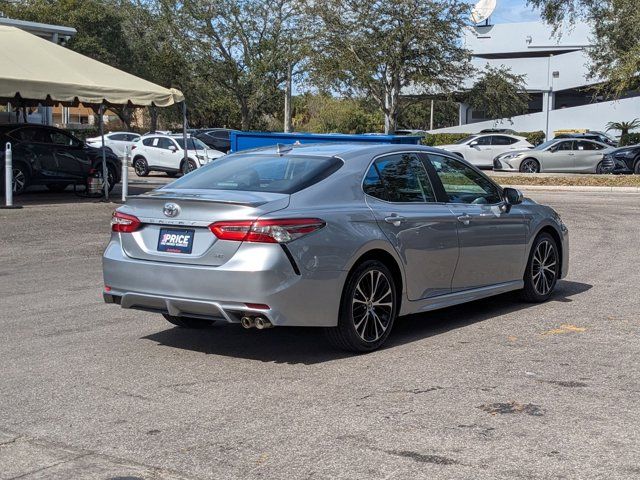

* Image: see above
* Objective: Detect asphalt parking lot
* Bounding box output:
[1,188,639,479]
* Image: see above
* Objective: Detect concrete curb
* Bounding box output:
[507,184,640,193]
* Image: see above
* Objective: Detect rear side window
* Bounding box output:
[492,136,517,145]
[364,153,436,203]
[166,154,343,194]
[142,137,155,146]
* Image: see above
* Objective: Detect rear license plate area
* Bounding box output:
[157,228,195,254]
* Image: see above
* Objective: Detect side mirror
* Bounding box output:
[503,187,523,206]
[169,145,177,152]
[469,140,479,147]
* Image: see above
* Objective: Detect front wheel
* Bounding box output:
[595,161,608,174]
[133,157,149,177]
[325,260,397,353]
[634,158,640,174]
[519,158,540,173]
[162,314,216,329]
[182,159,197,175]
[521,233,559,302]
[10,164,30,195]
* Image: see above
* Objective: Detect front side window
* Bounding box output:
[428,154,502,204]
[554,141,573,151]
[49,131,81,148]
[157,138,175,150]
[364,153,436,203]
[110,133,127,141]
[166,154,342,194]
[474,136,492,146]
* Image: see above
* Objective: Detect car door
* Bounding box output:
[426,153,527,290]
[49,129,91,180]
[143,136,164,168]
[465,135,494,166]
[491,135,521,157]
[543,140,575,172]
[573,140,605,172]
[364,152,459,301]
[158,137,181,169]
[107,133,128,157]
[9,127,57,181]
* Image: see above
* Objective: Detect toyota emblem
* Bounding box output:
[163,202,180,218]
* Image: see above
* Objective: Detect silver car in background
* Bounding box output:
[103,143,569,352]
[493,138,613,173]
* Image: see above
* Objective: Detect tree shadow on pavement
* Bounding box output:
[142,280,592,365]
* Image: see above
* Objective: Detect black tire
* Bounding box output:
[10,163,29,195]
[324,260,398,353]
[634,158,640,175]
[133,157,149,177]
[519,158,540,173]
[166,171,179,178]
[162,313,216,329]
[100,165,117,193]
[521,232,560,303]
[182,159,197,175]
[46,183,70,193]
[595,161,606,174]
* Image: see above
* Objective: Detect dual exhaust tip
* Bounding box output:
[241,316,273,330]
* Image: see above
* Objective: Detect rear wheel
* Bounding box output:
[10,164,29,195]
[521,232,559,302]
[325,260,397,353]
[519,158,540,173]
[162,314,216,329]
[95,165,117,193]
[133,157,149,177]
[634,158,640,174]
[595,161,607,174]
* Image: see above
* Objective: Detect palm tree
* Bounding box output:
[606,119,640,136]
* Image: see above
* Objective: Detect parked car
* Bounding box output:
[438,133,533,168]
[131,134,225,177]
[602,144,640,174]
[141,130,172,136]
[394,129,427,136]
[194,128,239,153]
[103,143,568,352]
[85,131,141,158]
[493,138,613,173]
[0,124,120,195]
[554,131,618,147]
[480,128,518,135]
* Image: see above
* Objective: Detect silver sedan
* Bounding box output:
[493,138,613,173]
[103,144,569,352]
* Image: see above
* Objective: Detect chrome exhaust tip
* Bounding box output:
[255,317,273,329]
[240,316,255,329]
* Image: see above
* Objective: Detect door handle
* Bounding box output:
[384,215,406,226]
[457,213,472,225]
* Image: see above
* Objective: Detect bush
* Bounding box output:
[422,130,546,146]
[619,133,640,146]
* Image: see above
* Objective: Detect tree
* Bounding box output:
[307,0,471,134]
[465,66,530,123]
[606,119,640,136]
[164,0,303,130]
[528,0,640,99]
[397,97,459,130]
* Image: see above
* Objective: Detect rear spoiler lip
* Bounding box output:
[126,193,267,208]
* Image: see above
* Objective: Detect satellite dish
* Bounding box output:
[471,0,497,25]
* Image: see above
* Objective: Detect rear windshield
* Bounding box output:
[165,153,343,194]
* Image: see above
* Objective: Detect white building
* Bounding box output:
[430,20,640,138]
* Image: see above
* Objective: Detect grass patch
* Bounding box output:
[488,174,640,187]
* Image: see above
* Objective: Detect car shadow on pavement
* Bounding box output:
[8,185,157,206]
[142,280,592,365]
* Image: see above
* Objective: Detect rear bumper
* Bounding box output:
[102,239,346,327]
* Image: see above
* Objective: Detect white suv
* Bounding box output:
[85,132,141,158]
[438,134,533,168]
[131,134,224,177]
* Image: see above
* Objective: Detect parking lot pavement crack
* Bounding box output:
[6,453,91,480]
[385,449,460,465]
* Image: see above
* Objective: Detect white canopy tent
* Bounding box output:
[0,25,185,203]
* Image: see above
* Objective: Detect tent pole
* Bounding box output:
[182,101,188,172]
[99,105,109,201]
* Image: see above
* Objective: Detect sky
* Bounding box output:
[478,0,542,24]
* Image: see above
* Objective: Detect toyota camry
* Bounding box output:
[103,143,569,352]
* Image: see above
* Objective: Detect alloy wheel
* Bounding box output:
[12,168,26,193]
[351,269,394,343]
[531,240,557,295]
[134,160,147,176]
[521,159,539,173]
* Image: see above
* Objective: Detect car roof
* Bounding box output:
[233,142,444,159]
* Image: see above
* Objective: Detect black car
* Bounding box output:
[480,128,518,135]
[0,124,121,195]
[554,132,618,147]
[194,128,239,153]
[603,145,640,174]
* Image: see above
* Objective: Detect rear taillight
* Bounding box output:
[131,145,137,150]
[111,211,142,233]
[209,218,325,243]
